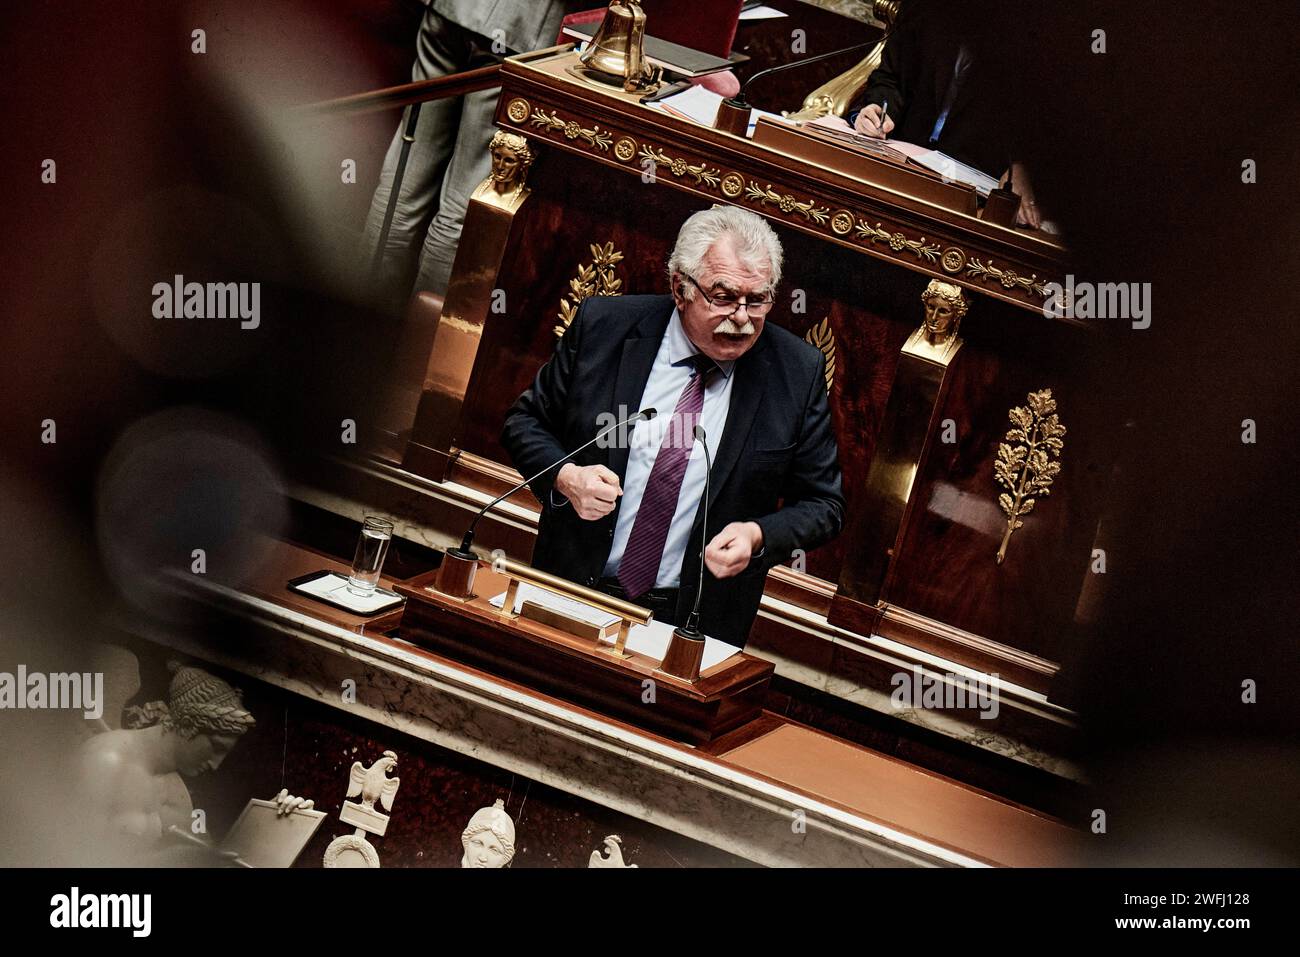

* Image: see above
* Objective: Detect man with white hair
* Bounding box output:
[502,206,844,647]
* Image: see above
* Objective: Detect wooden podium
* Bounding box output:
[395,560,774,744]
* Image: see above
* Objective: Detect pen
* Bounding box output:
[878,99,889,137]
[639,80,692,105]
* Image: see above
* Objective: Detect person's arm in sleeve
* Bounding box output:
[499,299,588,506]
[752,351,845,571]
[849,13,913,132]
[859,32,905,112]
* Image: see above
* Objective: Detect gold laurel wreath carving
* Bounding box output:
[966,258,1049,297]
[636,146,721,187]
[744,182,830,224]
[994,389,1066,564]
[529,109,612,151]
[519,105,1059,305]
[803,317,836,394]
[555,242,625,338]
[855,220,942,264]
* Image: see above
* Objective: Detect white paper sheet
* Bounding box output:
[648,85,786,137]
[648,84,725,125]
[909,149,1000,195]
[490,582,619,628]
[739,4,788,19]
[294,572,401,613]
[490,584,742,671]
[881,138,934,159]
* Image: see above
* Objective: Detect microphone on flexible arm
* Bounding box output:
[713,41,877,136]
[431,407,657,598]
[656,423,713,683]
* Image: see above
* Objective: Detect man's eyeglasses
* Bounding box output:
[685,275,776,316]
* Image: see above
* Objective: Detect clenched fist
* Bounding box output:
[704,521,764,579]
[555,463,622,520]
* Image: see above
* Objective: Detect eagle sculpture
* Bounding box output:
[347,750,400,812]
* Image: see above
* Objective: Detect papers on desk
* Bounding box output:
[739,4,788,19]
[490,583,742,671]
[646,85,723,125]
[647,85,786,136]
[879,138,933,160]
[793,120,1001,195]
[492,582,619,630]
[291,571,404,614]
[908,149,1000,196]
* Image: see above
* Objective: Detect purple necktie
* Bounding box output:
[617,355,715,600]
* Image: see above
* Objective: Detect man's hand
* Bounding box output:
[704,521,764,579]
[1009,160,1042,229]
[555,463,622,520]
[853,103,895,138]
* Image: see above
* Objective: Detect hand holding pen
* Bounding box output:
[853,99,894,139]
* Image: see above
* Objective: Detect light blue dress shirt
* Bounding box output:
[601,309,735,588]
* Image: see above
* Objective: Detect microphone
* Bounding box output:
[655,423,713,683]
[680,423,713,637]
[714,42,876,134]
[454,407,657,556]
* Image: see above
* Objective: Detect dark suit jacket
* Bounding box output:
[855,1,1019,178]
[500,294,845,647]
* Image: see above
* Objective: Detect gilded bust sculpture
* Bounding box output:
[920,279,969,345]
[905,279,970,363]
[475,131,535,211]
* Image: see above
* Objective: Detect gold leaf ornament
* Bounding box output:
[993,388,1065,564]
[803,316,836,393]
[554,241,625,338]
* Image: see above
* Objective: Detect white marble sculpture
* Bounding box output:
[324,750,400,868]
[589,835,637,868]
[78,653,315,866]
[461,798,515,868]
[218,790,323,868]
[80,659,257,844]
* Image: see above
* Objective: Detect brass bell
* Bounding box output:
[572,1,661,93]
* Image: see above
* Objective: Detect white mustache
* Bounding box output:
[714,316,756,335]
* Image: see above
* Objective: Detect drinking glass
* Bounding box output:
[346,516,394,596]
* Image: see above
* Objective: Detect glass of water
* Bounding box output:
[346,516,394,596]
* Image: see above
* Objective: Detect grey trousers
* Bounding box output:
[364,7,505,307]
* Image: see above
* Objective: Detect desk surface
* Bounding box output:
[228,537,407,635]
[496,46,1068,317]
[720,723,1077,867]
[191,537,1083,866]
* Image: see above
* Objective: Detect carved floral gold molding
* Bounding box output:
[555,241,625,338]
[743,182,830,224]
[529,108,612,151]
[511,104,1057,304]
[856,220,942,264]
[637,146,720,188]
[965,258,1050,298]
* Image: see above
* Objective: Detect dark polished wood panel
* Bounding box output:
[879,308,1119,663]
[396,565,774,744]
